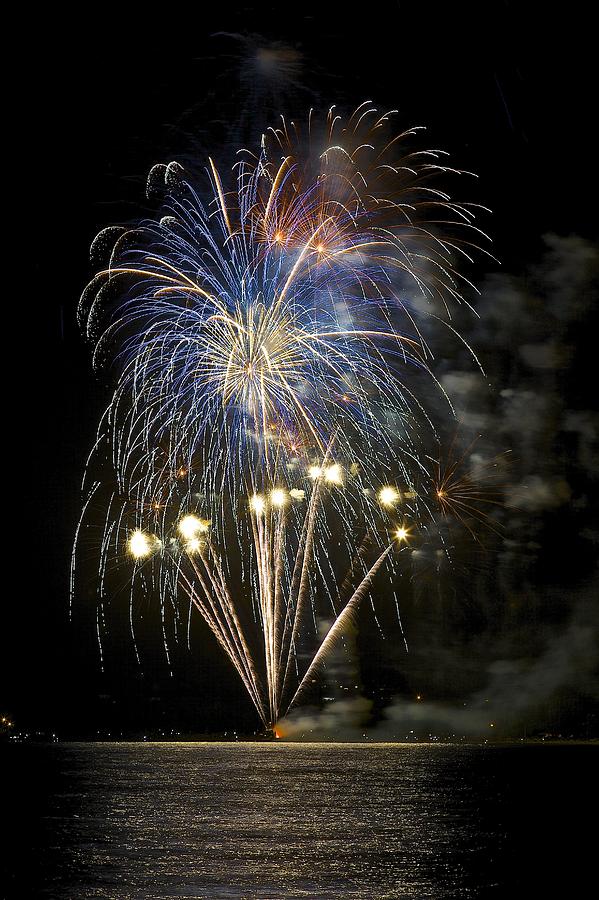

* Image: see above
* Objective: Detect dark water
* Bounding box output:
[2,742,594,898]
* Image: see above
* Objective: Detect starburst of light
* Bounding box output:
[379,486,400,507]
[128,531,153,559]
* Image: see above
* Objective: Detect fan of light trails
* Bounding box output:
[125,469,410,727]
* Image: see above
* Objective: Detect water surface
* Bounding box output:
[3,742,593,898]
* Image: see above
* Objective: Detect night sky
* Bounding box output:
[5,4,597,739]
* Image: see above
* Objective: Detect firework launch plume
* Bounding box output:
[74,104,490,728]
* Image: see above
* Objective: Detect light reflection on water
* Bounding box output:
[4,742,592,898]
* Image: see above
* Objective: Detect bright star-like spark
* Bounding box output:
[185,538,202,554]
[129,530,152,559]
[178,515,209,540]
[249,494,266,514]
[324,464,343,484]
[270,488,288,507]
[379,486,400,506]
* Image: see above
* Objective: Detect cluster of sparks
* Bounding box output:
[74,104,492,729]
[124,477,412,724]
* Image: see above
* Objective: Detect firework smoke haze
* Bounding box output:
[74,105,490,727]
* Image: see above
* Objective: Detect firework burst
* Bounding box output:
[74,104,490,728]
[432,436,508,541]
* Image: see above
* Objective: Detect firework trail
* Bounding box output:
[74,104,490,728]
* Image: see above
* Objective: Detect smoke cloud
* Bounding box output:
[284,235,599,740]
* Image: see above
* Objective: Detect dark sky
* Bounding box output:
[5,4,597,738]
